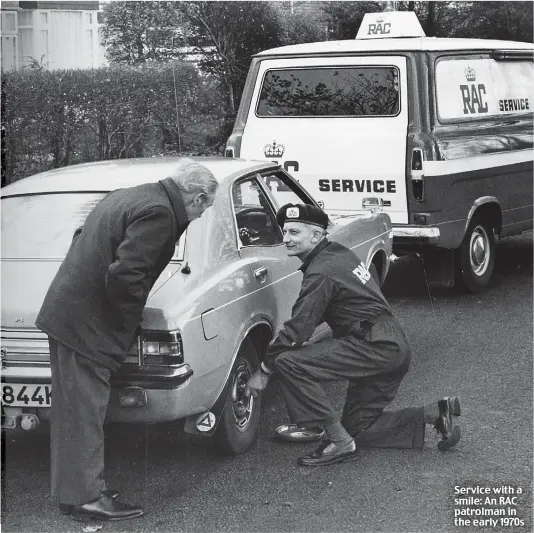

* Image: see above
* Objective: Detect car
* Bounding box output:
[1,157,392,454]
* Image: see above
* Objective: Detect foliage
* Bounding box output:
[321,1,384,40]
[322,1,533,41]
[1,63,227,185]
[101,1,187,64]
[269,2,328,46]
[440,2,533,42]
[178,1,282,114]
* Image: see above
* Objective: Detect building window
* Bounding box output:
[41,12,48,25]
[19,28,34,66]
[1,35,18,71]
[40,30,49,64]
[2,12,17,33]
[86,13,92,24]
[19,11,33,26]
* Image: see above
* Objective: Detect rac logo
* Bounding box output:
[353,262,371,284]
[368,22,391,35]
[460,84,488,115]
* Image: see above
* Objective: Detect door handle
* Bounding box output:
[254,267,268,282]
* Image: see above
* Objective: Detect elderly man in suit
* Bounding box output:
[37,159,218,521]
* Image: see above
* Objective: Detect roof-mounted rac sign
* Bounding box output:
[356,11,426,39]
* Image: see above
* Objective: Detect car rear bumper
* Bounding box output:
[1,363,195,428]
[392,225,440,247]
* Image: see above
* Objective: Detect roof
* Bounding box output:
[255,37,534,57]
[1,157,276,197]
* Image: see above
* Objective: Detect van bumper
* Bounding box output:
[392,225,440,248]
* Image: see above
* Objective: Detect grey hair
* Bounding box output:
[169,158,218,196]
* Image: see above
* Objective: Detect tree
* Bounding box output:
[322,1,533,42]
[321,1,383,40]
[178,1,282,114]
[269,2,329,45]
[441,2,533,42]
[101,1,187,64]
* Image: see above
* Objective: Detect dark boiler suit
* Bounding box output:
[265,239,426,449]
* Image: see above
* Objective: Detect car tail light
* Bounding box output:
[138,330,183,366]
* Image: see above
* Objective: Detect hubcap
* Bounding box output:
[230,360,254,432]
[469,225,490,277]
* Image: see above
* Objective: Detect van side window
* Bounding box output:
[435,57,533,121]
[257,67,400,117]
[232,178,282,247]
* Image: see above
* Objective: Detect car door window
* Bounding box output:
[232,178,282,246]
[259,171,315,209]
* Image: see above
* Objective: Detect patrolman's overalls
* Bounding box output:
[265,239,426,449]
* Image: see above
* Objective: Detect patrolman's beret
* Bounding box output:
[276,203,329,229]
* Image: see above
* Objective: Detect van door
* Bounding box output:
[239,56,409,224]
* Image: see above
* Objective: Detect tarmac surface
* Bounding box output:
[2,232,532,533]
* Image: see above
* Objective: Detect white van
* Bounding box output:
[226,11,533,292]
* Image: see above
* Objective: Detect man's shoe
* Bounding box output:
[59,490,120,515]
[298,439,358,466]
[434,397,462,451]
[70,493,144,522]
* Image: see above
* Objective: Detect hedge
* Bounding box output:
[1,62,231,186]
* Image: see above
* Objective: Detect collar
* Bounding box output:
[298,238,330,273]
[159,177,190,231]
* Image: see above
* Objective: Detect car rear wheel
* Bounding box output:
[455,215,496,293]
[214,338,261,455]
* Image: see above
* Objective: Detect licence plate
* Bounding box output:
[1,384,52,407]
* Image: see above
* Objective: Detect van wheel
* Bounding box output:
[214,338,261,455]
[455,215,496,293]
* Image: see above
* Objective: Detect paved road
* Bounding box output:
[2,233,532,533]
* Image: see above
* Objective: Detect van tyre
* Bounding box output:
[214,338,262,455]
[455,215,496,293]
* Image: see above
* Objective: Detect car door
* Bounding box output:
[232,171,313,334]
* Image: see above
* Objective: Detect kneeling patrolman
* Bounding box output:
[245,203,461,466]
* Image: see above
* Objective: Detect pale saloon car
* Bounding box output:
[1,157,392,454]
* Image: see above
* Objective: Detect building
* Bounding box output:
[1,1,106,71]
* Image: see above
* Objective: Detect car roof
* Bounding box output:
[255,37,534,57]
[1,157,278,197]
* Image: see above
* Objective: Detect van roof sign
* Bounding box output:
[356,11,426,40]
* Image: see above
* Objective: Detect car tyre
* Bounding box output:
[214,338,262,455]
[455,215,496,293]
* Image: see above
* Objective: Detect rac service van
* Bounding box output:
[225,11,534,292]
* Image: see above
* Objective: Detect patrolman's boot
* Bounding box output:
[434,397,461,451]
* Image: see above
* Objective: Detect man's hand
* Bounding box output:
[244,369,270,398]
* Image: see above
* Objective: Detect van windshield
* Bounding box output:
[1,193,185,260]
[257,66,399,117]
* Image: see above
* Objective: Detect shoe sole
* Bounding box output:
[437,424,461,451]
[298,453,359,467]
[71,511,144,522]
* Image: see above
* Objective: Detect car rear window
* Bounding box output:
[1,193,186,260]
[1,193,106,259]
[256,66,400,117]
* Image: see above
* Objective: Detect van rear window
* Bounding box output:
[256,67,400,117]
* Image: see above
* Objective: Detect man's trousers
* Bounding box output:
[273,317,426,449]
[49,339,112,505]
